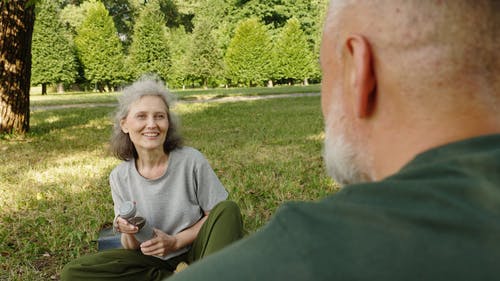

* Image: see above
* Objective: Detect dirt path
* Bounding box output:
[31,92,320,112]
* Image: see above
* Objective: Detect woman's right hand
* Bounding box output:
[115,217,141,249]
[115,216,139,234]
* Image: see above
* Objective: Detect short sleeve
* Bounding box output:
[193,152,228,211]
[109,167,125,218]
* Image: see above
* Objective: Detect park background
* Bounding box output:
[32,0,328,93]
[1,0,338,280]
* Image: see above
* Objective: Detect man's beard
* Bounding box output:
[323,122,371,187]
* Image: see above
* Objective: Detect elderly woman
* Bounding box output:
[61,78,244,281]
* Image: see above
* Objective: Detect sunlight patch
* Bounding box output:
[307,132,325,141]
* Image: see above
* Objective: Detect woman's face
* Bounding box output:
[120,95,169,156]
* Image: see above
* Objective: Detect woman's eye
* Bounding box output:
[136,114,146,119]
[155,114,166,119]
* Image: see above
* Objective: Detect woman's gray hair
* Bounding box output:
[110,77,183,160]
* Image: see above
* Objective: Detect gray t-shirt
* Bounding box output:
[109,146,228,260]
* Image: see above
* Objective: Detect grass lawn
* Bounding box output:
[0,95,337,280]
[30,84,321,107]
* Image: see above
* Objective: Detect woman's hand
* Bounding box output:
[115,217,141,249]
[114,216,139,234]
[140,228,178,257]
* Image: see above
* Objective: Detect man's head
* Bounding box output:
[321,0,500,186]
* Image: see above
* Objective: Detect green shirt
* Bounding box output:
[170,134,500,281]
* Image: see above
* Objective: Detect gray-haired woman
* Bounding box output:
[61,77,244,281]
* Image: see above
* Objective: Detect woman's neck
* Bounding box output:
[135,152,169,180]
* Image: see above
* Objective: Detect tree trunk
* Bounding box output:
[202,78,208,90]
[57,83,64,93]
[0,0,35,134]
[41,83,47,95]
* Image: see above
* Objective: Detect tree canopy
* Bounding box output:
[32,0,328,90]
[128,0,171,81]
[225,18,273,86]
[32,0,77,94]
[273,18,315,85]
[74,1,126,90]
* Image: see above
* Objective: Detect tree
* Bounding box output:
[273,18,314,85]
[128,0,170,81]
[234,0,326,83]
[187,0,235,88]
[74,1,126,91]
[188,17,223,88]
[31,0,77,95]
[225,18,272,86]
[167,27,191,89]
[237,0,324,45]
[0,0,36,134]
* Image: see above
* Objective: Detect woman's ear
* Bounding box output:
[346,34,376,118]
[120,119,129,134]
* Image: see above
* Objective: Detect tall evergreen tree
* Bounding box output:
[188,16,223,88]
[128,0,170,81]
[273,18,314,85]
[168,27,191,89]
[225,18,272,86]
[32,0,77,95]
[74,1,126,91]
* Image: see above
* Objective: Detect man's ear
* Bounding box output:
[346,35,376,118]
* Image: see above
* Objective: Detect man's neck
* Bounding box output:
[370,107,500,181]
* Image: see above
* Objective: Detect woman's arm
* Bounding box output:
[115,216,141,249]
[140,212,209,257]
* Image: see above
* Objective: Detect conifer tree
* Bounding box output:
[273,18,314,85]
[128,0,170,81]
[74,1,126,91]
[168,27,191,89]
[225,18,272,86]
[188,17,223,88]
[32,0,77,95]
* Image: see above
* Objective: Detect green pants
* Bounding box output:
[61,201,243,281]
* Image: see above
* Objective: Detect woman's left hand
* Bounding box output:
[140,228,178,257]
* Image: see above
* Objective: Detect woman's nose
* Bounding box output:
[146,116,156,127]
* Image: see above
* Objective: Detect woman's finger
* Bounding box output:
[116,217,138,233]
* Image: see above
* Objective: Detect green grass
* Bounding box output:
[0,95,337,280]
[30,84,320,107]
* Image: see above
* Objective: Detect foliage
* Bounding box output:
[1,94,335,280]
[127,0,171,81]
[73,1,126,90]
[193,0,235,50]
[225,18,273,86]
[59,1,96,35]
[188,17,224,88]
[31,0,77,92]
[167,27,192,88]
[36,0,328,88]
[273,18,315,84]
[236,0,327,43]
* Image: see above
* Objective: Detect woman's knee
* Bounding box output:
[213,201,242,221]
